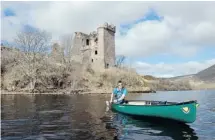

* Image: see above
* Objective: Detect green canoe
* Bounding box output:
[111,100,199,123]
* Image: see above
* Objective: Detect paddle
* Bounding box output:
[105,101,110,111]
[105,91,114,111]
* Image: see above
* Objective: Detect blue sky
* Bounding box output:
[119,8,163,36]
[3,8,16,17]
[1,1,215,77]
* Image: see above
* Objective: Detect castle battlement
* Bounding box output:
[89,31,98,39]
[98,22,116,33]
[74,32,89,38]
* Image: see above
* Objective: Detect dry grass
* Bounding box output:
[146,79,192,91]
[83,67,148,91]
[1,52,152,93]
[142,75,157,80]
[1,46,198,93]
[191,82,215,90]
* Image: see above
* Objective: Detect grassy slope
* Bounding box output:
[1,46,195,93]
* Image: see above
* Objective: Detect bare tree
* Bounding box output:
[14,29,51,91]
[60,34,84,89]
[60,34,73,63]
[115,55,126,68]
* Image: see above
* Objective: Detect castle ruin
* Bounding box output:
[70,23,116,70]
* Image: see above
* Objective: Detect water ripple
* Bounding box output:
[1,91,215,140]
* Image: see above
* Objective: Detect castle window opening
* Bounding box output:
[105,63,109,69]
[95,38,98,44]
[95,50,98,55]
[86,39,89,46]
[92,59,93,62]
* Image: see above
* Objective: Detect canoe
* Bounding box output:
[111,100,199,123]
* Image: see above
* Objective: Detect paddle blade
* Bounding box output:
[106,101,110,106]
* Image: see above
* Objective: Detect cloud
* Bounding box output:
[1,1,215,77]
[1,1,50,42]
[134,59,215,77]
[180,22,215,46]
[1,2,152,41]
[116,19,173,57]
[2,2,215,48]
[116,15,215,57]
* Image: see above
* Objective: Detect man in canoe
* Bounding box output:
[110,80,128,104]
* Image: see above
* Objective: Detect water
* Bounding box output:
[1,90,215,140]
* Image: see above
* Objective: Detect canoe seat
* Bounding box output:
[125,101,171,106]
[127,101,150,105]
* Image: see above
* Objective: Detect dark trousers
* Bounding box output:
[120,99,128,104]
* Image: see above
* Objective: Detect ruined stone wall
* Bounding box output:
[103,28,115,68]
[71,32,85,63]
[90,46,105,70]
[86,31,104,70]
[70,23,116,70]
[95,28,105,69]
[82,49,91,66]
[96,23,116,69]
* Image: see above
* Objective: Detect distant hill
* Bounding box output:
[195,64,215,82]
[162,74,195,80]
[142,75,158,80]
[163,64,215,82]
[163,64,215,89]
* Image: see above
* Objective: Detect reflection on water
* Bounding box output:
[1,91,215,140]
[102,113,198,140]
[1,94,116,140]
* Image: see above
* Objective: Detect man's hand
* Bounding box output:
[113,99,117,103]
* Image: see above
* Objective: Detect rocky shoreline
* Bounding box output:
[1,88,156,95]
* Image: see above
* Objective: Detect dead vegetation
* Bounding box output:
[1,46,152,93]
[1,29,193,93]
[146,78,192,91]
[1,45,192,93]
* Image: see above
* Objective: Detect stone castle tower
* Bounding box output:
[70,23,116,69]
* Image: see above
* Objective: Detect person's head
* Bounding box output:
[117,80,123,89]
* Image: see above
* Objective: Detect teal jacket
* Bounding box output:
[113,88,128,102]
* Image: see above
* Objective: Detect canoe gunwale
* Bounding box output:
[112,100,198,107]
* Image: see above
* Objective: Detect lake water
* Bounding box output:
[1,90,215,140]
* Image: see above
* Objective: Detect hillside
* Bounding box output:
[0,46,151,93]
[1,46,192,93]
[161,64,215,90]
[195,64,215,82]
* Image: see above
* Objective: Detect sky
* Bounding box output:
[1,1,215,77]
